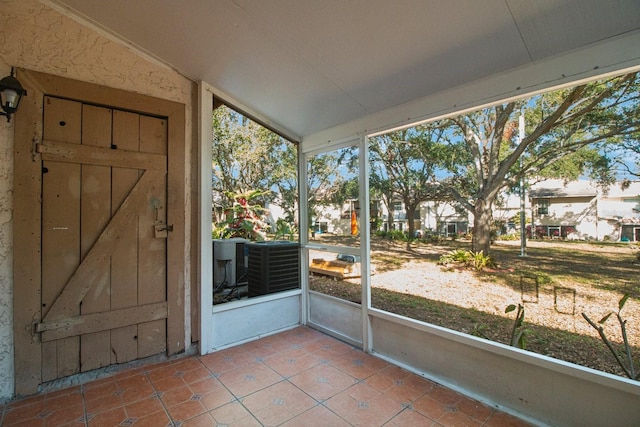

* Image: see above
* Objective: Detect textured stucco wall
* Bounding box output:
[0,61,15,402]
[0,0,194,401]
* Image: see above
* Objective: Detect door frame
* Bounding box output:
[13,69,186,395]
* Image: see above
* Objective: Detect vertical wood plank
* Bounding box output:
[137,115,168,358]
[41,97,82,379]
[79,105,113,372]
[110,110,140,363]
[13,70,43,395]
[167,103,187,355]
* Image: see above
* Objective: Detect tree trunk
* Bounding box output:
[405,206,417,241]
[472,199,493,255]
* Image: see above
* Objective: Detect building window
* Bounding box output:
[537,199,549,215]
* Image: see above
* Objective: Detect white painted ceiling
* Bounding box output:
[52,0,640,140]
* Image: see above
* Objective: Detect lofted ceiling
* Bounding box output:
[51,0,640,140]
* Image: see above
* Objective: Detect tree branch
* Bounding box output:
[582,312,634,379]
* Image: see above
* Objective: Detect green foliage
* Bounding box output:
[439,249,471,264]
[273,217,297,241]
[495,233,519,241]
[212,189,270,241]
[471,251,493,270]
[212,105,298,223]
[470,323,489,340]
[376,230,410,241]
[582,293,638,380]
[307,147,359,229]
[372,72,640,255]
[438,249,496,271]
[506,304,529,349]
[369,128,457,240]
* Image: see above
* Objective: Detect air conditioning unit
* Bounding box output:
[212,238,248,302]
[247,241,299,297]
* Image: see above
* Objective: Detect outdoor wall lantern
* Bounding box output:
[0,67,27,123]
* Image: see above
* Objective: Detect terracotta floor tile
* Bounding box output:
[181,365,212,385]
[171,357,205,373]
[6,394,44,410]
[130,409,172,427]
[58,420,86,427]
[109,365,147,382]
[427,385,464,406]
[124,395,164,419]
[264,349,321,377]
[159,384,193,408]
[145,364,178,383]
[330,350,389,380]
[302,335,354,356]
[217,361,283,397]
[259,335,299,353]
[208,400,262,426]
[165,398,207,422]
[199,349,256,374]
[243,340,281,359]
[281,403,351,427]
[281,329,324,347]
[43,402,85,426]
[117,375,155,405]
[84,391,124,415]
[455,396,494,422]
[86,406,127,427]
[44,385,82,400]
[412,394,450,421]
[4,418,46,426]
[403,373,435,395]
[4,326,532,427]
[289,363,357,401]
[81,375,117,391]
[324,388,405,426]
[241,381,316,425]
[385,407,436,426]
[43,388,84,410]
[180,411,215,427]
[365,365,429,405]
[200,387,236,411]
[187,376,224,395]
[2,400,46,426]
[82,380,120,402]
[437,409,483,427]
[150,372,187,393]
[484,410,535,426]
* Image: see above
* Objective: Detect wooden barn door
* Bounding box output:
[37,97,169,380]
[13,69,187,395]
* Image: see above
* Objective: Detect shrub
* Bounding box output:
[438,249,495,271]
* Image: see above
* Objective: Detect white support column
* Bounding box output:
[359,134,372,352]
[299,145,310,325]
[199,82,213,355]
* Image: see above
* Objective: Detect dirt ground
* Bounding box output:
[309,237,640,378]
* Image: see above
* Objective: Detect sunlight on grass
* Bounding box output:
[311,237,640,378]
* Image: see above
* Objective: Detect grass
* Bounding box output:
[309,235,640,378]
[310,275,636,377]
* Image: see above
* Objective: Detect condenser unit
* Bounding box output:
[247,241,299,297]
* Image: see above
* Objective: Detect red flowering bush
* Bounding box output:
[213,190,270,241]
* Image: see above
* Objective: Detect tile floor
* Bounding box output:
[1,326,533,426]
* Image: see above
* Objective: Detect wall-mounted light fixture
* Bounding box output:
[0,67,27,123]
